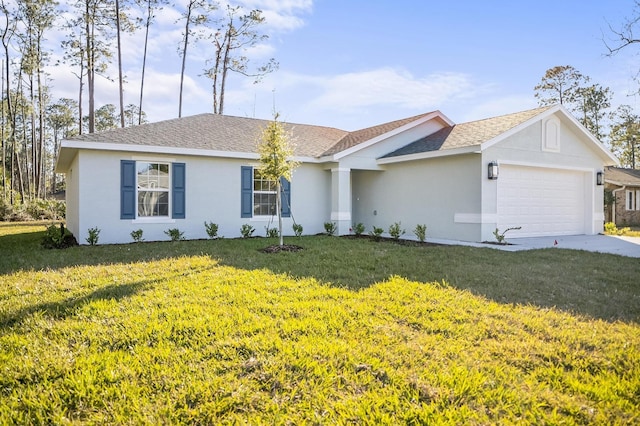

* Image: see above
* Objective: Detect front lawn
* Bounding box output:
[1,223,638,424]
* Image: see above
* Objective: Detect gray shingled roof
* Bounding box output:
[382,106,553,158]
[66,106,555,160]
[68,113,349,158]
[320,112,437,156]
[605,166,640,186]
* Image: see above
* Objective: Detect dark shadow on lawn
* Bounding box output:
[0,279,152,329]
[1,227,638,324]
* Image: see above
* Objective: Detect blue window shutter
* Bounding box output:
[172,162,186,219]
[280,177,291,218]
[241,166,253,218]
[121,160,136,219]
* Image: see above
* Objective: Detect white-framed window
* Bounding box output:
[253,169,277,217]
[625,190,640,211]
[137,162,170,217]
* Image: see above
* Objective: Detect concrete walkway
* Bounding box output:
[428,234,640,258]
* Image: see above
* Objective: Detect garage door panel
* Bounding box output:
[497,165,585,238]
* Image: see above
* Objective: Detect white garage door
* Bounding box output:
[497,165,586,237]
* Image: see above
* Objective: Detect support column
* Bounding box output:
[331,167,352,235]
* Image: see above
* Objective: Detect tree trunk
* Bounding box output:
[51,128,58,193]
[78,57,84,134]
[138,0,151,125]
[212,39,222,114]
[85,1,95,133]
[115,0,125,128]
[277,180,283,246]
[1,58,5,203]
[178,4,192,118]
[219,26,233,115]
[37,43,45,198]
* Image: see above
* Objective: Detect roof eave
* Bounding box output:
[377,145,479,165]
[55,147,78,173]
[59,139,261,160]
[605,178,640,187]
[56,139,327,166]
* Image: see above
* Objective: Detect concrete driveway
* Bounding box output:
[429,234,640,258]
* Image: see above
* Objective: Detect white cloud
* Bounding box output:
[306,68,488,112]
[214,67,499,130]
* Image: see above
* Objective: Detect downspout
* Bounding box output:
[611,185,626,225]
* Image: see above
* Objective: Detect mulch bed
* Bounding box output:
[341,234,445,247]
[260,244,305,253]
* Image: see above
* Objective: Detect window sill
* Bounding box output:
[132,217,176,224]
[250,216,281,222]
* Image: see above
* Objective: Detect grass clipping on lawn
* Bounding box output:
[1,256,638,424]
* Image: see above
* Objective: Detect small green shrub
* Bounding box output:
[41,223,77,249]
[86,227,100,245]
[204,221,219,239]
[493,226,521,244]
[292,223,303,237]
[240,224,255,238]
[604,222,634,236]
[164,228,184,242]
[352,223,365,236]
[265,227,279,238]
[369,226,384,241]
[130,229,144,243]
[414,224,427,242]
[26,198,66,220]
[604,222,638,237]
[324,221,337,236]
[604,222,619,235]
[388,222,405,240]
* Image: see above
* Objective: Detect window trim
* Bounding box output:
[137,161,171,218]
[626,190,637,211]
[120,160,185,221]
[252,169,278,218]
[240,166,291,219]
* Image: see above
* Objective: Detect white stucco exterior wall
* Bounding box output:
[69,149,331,244]
[352,154,482,242]
[64,152,80,239]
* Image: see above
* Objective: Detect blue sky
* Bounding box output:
[46,0,639,131]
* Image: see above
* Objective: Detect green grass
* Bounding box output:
[1,222,639,424]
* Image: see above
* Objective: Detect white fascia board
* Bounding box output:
[60,140,260,160]
[605,179,640,187]
[333,111,453,160]
[376,145,479,165]
[553,105,620,165]
[59,140,324,164]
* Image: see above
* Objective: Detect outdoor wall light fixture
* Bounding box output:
[596,171,604,186]
[488,161,499,180]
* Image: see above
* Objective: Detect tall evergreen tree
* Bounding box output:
[610,105,640,168]
[177,0,214,118]
[135,0,166,125]
[206,5,278,115]
[574,84,612,142]
[534,65,588,107]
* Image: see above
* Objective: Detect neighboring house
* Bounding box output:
[55,104,618,245]
[604,166,640,226]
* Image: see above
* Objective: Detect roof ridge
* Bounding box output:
[321,111,438,157]
[455,105,555,127]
